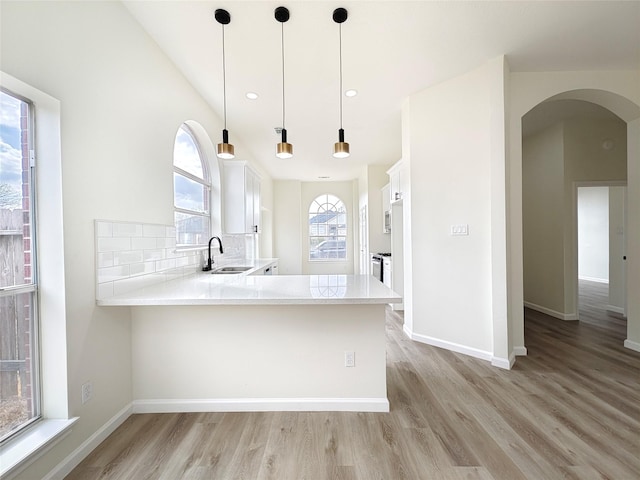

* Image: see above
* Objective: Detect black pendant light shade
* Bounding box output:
[215,9,234,159]
[333,7,350,158]
[275,6,293,158]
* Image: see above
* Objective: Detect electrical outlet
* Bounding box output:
[344,351,355,367]
[81,381,93,404]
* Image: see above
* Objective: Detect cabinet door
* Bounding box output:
[387,160,404,203]
[224,162,261,234]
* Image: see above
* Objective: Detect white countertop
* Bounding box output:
[97,270,402,306]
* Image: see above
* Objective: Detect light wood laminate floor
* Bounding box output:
[67,281,639,479]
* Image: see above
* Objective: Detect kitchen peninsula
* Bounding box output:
[99,271,401,413]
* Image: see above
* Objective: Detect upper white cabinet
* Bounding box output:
[381,183,391,234]
[386,160,404,203]
[223,161,261,234]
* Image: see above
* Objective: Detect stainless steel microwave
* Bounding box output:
[384,210,391,233]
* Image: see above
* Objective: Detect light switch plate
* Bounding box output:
[451,224,469,236]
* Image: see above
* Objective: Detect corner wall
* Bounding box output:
[402,57,509,365]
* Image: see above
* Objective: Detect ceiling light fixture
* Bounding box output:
[345,89,358,97]
[275,6,293,159]
[246,92,259,100]
[332,7,350,159]
[215,9,234,159]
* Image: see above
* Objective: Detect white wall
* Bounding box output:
[0,2,268,478]
[578,187,609,282]
[402,58,507,363]
[273,180,302,274]
[522,123,566,314]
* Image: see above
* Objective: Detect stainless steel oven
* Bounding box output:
[371,254,383,282]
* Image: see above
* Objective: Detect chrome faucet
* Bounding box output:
[203,236,224,271]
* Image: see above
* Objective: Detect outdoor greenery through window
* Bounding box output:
[308,194,347,261]
[174,124,211,246]
[0,89,40,441]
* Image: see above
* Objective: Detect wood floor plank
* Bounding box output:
[66,280,640,479]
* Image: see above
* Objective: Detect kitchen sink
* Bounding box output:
[211,266,252,274]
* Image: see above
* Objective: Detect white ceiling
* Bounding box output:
[123,1,640,182]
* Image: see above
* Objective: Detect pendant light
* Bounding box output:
[215,9,234,159]
[275,6,293,159]
[332,7,349,158]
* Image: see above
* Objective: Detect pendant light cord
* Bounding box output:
[339,22,343,130]
[281,22,286,130]
[221,24,227,130]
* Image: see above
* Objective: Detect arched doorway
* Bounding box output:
[508,82,640,357]
[521,99,627,327]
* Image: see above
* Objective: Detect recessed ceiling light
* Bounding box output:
[246,92,259,100]
[345,89,357,97]
[318,176,330,179]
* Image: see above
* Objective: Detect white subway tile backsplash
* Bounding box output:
[95,220,198,300]
[97,237,131,253]
[130,261,156,276]
[143,249,165,261]
[113,250,144,265]
[113,222,143,237]
[156,258,177,271]
[131,237,157,250]
[97,252,114,268]
[98,265,130,283]
[156,237,176,249]
[96,221,113,237]
[143,224,166,237]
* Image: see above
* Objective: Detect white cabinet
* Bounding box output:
[381,183,391,233]
[223,161,261,234]
[382,257,392,288]
[249,261,279,276]
[387,160,404,203]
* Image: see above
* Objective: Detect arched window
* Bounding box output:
[173,124,211,246]
[308,194,347,261]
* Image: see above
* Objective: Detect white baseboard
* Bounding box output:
[524,301,578,321]
[132,397,390,414]
[624,339,640,353]
[606,305,626,316]
[491,354,514,370]
[408,331,493,363]
[513,346,528,356]
[44,404,132,480]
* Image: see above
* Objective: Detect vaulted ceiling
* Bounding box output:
[123,1,640,181]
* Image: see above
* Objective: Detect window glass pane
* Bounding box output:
[308,194,347,261]
[0,291,37,439]
[0,89,39,440]
[174,172,207,213]
[309,236,347,259]
[175,212,210,246]
[173,126,204,178]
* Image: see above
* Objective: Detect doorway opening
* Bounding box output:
[521,99,628,330]
[577,184,627,329]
